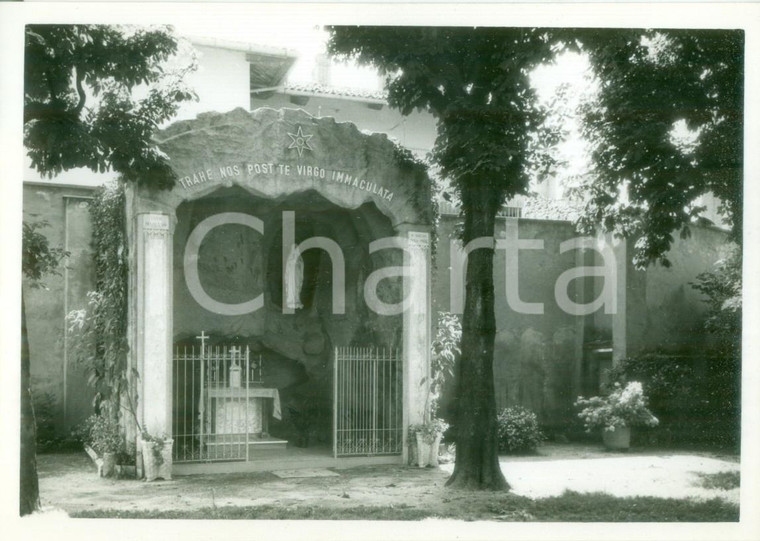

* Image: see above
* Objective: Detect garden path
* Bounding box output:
[446,453,740,504]
[33,443,740,516]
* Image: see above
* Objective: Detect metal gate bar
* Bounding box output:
[172,344,263,463]
[333,346,402,457]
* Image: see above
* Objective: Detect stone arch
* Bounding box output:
[126,107,434,464]
[132,107,434,228]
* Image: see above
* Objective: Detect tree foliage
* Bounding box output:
[22,220,69,284]
[691,248,742,355]
[576,29,743,267]
[24,24,197,188]
[329,27,559,206]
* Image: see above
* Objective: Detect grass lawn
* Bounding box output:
[696,471,740,491]
[70,490,739,521]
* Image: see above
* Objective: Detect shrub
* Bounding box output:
[690,248,741,356]
[75,413,123,455]
[33,392,64,452]
[428,311,460,417]
[497,406,543,454]
[409,418,450,444]
[575,381,659,432]
[607,353,739,448]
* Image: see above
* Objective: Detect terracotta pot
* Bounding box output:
[602,426,631,450]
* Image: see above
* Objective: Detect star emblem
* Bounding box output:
[287,126,314,157]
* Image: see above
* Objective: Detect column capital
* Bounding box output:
[137,212,176,237]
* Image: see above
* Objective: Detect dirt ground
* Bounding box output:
[36,443,740,517]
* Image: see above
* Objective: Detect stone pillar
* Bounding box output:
[611,236,627,365]
[135,213,173,437]
[572,238,588,402]
[622,238,649,360]
[399,226,432,463]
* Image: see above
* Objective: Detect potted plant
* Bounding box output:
[409,418,450,467]
[409,312,459,467]
[114,451,137,479]
[575,381,659,450]
[112,370,174,481]
[139,431,173,481]
[77,413,122,478]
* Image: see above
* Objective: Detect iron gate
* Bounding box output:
[333,346,403,457]
[172,343,270,463]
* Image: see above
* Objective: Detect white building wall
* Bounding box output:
[176,44,252,121]
[251,93,437,158]
[695,192,729,229]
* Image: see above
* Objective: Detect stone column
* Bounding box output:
[613,239,649,362]
[135,213,173,437]
[611,235,627,365]
[399,226,432,463]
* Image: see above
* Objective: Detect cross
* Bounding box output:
[230,346,241,367]
[196,331,209,355]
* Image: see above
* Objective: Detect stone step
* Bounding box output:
[204,435,288,452]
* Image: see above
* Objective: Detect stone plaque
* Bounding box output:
[408,230,430,250]
[143,213,169,230]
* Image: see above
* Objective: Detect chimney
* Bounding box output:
[314,54,331,87]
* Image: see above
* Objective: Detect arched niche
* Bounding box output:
[126,107,434,463]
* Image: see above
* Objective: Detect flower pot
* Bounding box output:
[414,432,443,467]
[115,464,137,479]
[101,452,117,478]
[602,426,631,450]
[428,433,443,467]
[415,432,428,468]
[140,438,173,481]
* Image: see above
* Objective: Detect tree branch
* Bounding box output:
[73,65,87,117]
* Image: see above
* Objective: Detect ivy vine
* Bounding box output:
[67,181,129,422]
[390,142,439,264]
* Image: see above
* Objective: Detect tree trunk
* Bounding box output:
[20,296,41,515]
[445,183,508,490]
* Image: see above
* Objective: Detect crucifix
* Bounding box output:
[229,346,241,365]
[196,331,209,356]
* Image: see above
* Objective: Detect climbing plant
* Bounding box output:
[390,141,440,264]
[67,181,129,421]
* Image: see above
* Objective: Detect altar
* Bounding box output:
[207,386,282,437]
[171,339,288,461]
